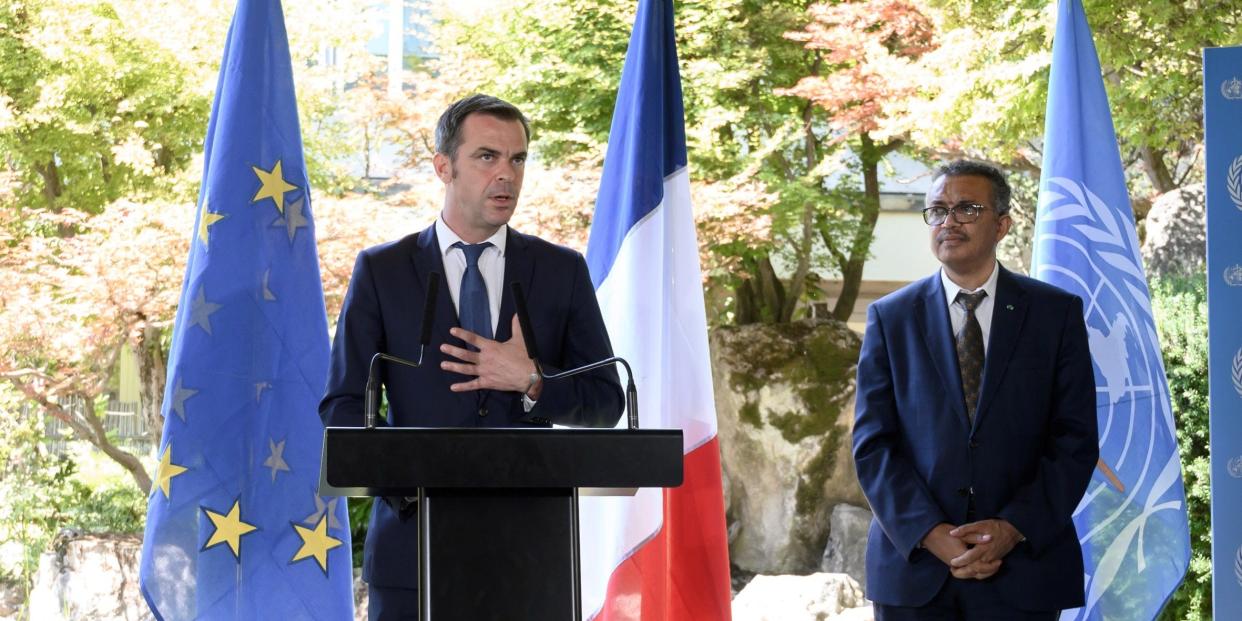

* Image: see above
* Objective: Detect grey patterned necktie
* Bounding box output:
[955,290,987,423]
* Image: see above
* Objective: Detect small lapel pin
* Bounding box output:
[1006,304,1014,311]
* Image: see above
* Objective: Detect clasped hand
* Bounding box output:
[921,520,1023,581]
[439,315,540,396]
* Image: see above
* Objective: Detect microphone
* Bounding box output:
[365,272,441,429]
[509,282,640,430]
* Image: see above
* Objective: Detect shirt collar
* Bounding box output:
[436,216,508,258]
[941,260,1000,308]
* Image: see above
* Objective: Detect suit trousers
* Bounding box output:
[874,577,1058,621]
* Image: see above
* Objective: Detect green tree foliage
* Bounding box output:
[448,0,883,324]
[1150,275,1210,620]
[923,1,1241,198]
[0,388,143,589]
[780,0,936,320]
[0,0,209,214]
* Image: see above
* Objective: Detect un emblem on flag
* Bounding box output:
[1233,348,1242,397]
[1229,456,1242,479]
[1228,155,1242,210]
[1235,546,1242,588]
[1226,265,1242,287]
[1036,177,1188,607]
[1223,76,1242,100]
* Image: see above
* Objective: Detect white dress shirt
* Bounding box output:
[940,261,1000,354]
[435,217,506,336]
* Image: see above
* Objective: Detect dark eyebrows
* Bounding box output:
[470,146,527,160]
[927,200,985,208]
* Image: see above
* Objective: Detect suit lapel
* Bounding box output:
[410,224,458,331]
[497,227,534,342]
[915,275,969,426]
[410,224,476,413]
[973,266,1029,430]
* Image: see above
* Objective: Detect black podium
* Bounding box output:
[319,427,683,621]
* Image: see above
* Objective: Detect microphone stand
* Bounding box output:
[511,282,640,430]
[364,271,440,429]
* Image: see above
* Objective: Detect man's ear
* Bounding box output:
[433,152,451,184]
[996,212,1013,243]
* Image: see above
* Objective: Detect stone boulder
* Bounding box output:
[1142,183,1205,278]
[820,503,872,592]
[732,572,872,621]
[27,534,151,621]
[712,318,866,574]
[24,533,370,619]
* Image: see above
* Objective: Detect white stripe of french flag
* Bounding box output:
[582,0,732,619]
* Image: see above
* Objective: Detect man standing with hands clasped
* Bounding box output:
[852,160,1098,620]
[320,94,623,620]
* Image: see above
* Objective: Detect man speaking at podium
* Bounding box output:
[320,94,624,619]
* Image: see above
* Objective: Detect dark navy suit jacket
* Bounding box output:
[852,265,1098,611]
[319,224,624,589]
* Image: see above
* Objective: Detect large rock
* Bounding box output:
[732,572,872,621]
[712,319,866,574]
[24,533,370,619]
[820,503,872,591]
[1142,183,1205,278]
[27,534,151,621]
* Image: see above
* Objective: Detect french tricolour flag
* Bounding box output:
[582,0,733,619]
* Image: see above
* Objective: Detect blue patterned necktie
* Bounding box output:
[955,290,987,424]
[453,241,493,341]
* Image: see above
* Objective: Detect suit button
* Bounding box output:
[478,407,488,417]
[957,487,969,497]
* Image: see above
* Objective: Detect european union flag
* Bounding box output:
[138,0,353,618]
[1032,2,1190,619]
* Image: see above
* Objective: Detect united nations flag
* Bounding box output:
[137,0,353,618]
[1032,1,1190,619]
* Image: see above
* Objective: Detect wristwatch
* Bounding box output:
[521,372,540,412]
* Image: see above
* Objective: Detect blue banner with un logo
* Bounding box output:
[1205,45,1242,619]
[1032,2,1190,619]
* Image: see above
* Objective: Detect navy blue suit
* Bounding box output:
[853,266,1098,613]
[320,224,624,590]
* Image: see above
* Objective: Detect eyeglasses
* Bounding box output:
[922,202,991,226]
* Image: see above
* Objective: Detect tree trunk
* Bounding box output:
[78,396,152,494]
[38,158,62,206]
[755,256,785,324]
[781,201,816,322]
[733,254,785,325]
[734,279,758,325]
[20,386,152,494]
[778,99,822,323]
[1137,146,1174,218]
[831,133,893,321]
[136,325,166,452]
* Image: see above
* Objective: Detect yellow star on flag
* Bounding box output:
[154,444,188,500]
[251,160,297,214]
[196,198,225,247]
[291,514,344,574]
[203,500,258,559]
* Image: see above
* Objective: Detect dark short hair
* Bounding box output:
[931,160,1013,216]
[434,94,531,159]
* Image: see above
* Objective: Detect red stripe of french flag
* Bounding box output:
[581,165,732,621]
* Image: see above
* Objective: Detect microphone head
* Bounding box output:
[510,282,541,362]
[420,272,440,346]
